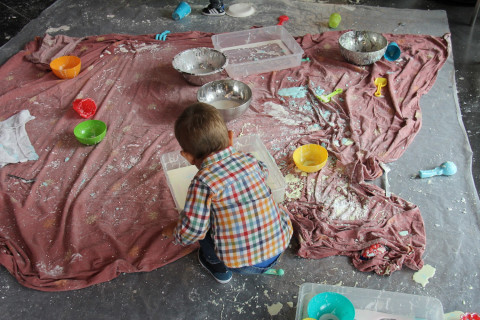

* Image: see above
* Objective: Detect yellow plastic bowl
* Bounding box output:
[50,56,81,79]
[293,144,328,173]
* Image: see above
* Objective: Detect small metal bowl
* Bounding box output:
[197,80,252,122]
[339,31,388,65]
[172,47,228,86]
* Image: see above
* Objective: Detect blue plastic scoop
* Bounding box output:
[419,161,457,178]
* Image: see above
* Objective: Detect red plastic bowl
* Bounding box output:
[73,98,97,118]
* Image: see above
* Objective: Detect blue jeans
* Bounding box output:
[229,256,279,275]
[199,232,280,275]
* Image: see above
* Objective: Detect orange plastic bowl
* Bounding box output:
[293,144,328,173]
[50,56,81,79]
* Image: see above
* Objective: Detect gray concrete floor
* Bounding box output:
[0,0,479,319]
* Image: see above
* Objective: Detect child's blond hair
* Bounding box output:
[174,103,229,160]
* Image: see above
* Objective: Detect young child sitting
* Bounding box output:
[172,102,293,284]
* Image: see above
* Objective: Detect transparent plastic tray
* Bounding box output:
[211,26,304,77]
[296,283,444,320]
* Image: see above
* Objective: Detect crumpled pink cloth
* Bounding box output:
[244,31,449,275]
[24,34,85,69]
[0,30,449,291]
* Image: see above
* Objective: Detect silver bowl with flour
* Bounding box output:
[339,31,388,65]
[172,47,228,86]
[197,79,252,122]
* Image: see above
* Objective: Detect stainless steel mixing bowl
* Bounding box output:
[197,79,252,122]
[172,47,228,86]
[338,31,388,66]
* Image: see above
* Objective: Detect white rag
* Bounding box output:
[0,110,38,168]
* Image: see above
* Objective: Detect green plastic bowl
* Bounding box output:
[307,292,355,320]
[74,120,107,145]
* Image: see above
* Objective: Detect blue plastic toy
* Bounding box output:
[155,30,170,41]
[418,161,457,179]
[307,292,355,320]
[384,42,401,61]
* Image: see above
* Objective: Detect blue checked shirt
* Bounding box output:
[174,146,293,268]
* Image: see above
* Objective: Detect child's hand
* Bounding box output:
[162,220,178,239]
[228,130,234,147]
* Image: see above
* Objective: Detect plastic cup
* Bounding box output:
[172,1,191,21]
[329,13,341,28]
[384,42,401,61]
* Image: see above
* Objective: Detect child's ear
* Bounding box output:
[180,151,196,165]
[228,130,234,147]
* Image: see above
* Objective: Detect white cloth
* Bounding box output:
[0,110,38,168]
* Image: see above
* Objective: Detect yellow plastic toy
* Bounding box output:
[374,77,387,97]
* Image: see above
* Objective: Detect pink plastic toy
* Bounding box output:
[360,243,387,260]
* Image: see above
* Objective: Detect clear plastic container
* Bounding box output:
[296,283,444,320]
[211,26,304,77]
[160,135,286,209]
[234,134,286,203]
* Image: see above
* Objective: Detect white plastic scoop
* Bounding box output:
[379,162,391,197]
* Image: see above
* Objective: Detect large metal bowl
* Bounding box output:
[172,47,228,86]
[339,31,388,66]
[197,80,252,122]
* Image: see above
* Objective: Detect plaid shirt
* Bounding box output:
[174,146,293,268]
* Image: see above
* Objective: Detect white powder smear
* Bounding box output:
[266,302,283,316]
[36,262,64,277]
[264,101,310,126]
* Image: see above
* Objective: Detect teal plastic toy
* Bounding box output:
[418,161,457,179]
[307,292,355,320]
[264,268,284,276]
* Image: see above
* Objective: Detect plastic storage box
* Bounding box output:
[296,283,444,320]
[211,25,304,77]
[160,135,286,209]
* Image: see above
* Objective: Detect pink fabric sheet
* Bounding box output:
[0,30,449,291]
